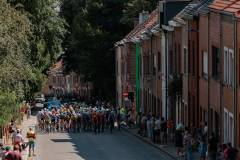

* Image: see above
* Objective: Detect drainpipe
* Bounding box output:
[165,30,169,120]
[187,20,190,127]
[233,16,237,147]
[207,13,210,139]
[196,17,200,128]
[220,12,223,144]
[151,36,153,114]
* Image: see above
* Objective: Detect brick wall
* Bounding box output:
[199,15,209,124]
[237,21,240,147]
[221,15,234,113]
[209,11,221,113]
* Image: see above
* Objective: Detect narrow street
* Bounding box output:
[33,120,174,160]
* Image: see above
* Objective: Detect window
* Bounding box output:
[224,47,234,86]
[169,50,173,74]
[224,108,234,144]
[239,114,240,147]
[192,41,195,75]
[184,48,187,73]
[53,76,56,83]
[147,55,150,75]
[178,44,181,73]
[224,109,228,143]
[239,49,240,86]
[153,54,156,75]
[158,52,161,72]
[203,51,208,79]
[212,46,220,78]
[175,43,177,73]
[229,113,234,145]
[200,106,202,122]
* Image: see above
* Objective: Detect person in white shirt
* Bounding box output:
[13,129,24,149]
[153,116,161,142]
[203,122,208,136]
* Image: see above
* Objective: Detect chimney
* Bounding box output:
[139,11,149,24]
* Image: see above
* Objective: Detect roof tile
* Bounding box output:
[124,9,159,41]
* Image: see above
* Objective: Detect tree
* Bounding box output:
[0,0,31,124]
[0,0,66,125]
[61,0,129,100]
[121,0,158,25]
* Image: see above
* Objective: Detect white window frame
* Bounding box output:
[224,108,228,143]
[183,47,187,74]
[224,47,234,86]
[229,112,234,145]
[224,47,228,83]
[229,49,234,86]
[154,54,157,69]
[203,51,208,78]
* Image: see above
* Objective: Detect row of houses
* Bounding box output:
[115,0,240,147]
[42,59,92,98]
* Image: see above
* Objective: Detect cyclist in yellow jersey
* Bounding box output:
[26,128,36,157]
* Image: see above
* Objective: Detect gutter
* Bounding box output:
[233,16,237,147]
[220,12,223,144]
[207,11,210,139]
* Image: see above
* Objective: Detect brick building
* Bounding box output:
[115,0,240,147]
[43,59,92,99]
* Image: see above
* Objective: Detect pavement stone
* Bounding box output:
[122,126,225,160]
[11,116,37,160]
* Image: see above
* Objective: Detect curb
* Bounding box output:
[122,127,177,160]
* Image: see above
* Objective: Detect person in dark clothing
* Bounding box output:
[117,111,121,131]
[160,117,167,144]
[175,128,183,156]
[109,112,114,133]
[208,133,218,160]
[227,143,237,160]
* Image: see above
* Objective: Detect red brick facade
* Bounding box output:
[199,15,209,126]
[116,0,240,147]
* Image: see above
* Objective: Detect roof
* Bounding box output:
[118,9,159,44]
[172,0,213,25]
[209,0,240,17]
[133,9,159,40]
[174,2,200,21]
[197,0,213,14]
[50,60,63,74]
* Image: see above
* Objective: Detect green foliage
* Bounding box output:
[62,0,151,99]
[121,0,158,25]
[0,91,17,125]
[0,0,66,125]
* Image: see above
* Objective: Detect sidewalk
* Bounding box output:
[122,126,200,160]
[20,115,37,160]
[3,116,37,160]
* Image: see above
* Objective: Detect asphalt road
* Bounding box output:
[35,130,174,160]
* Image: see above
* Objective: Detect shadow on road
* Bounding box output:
[58,131,173,160]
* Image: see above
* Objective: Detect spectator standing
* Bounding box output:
[153,116,160,143]
[160,117,167,144]
[223,144,228,160]
[183,129,193,160]
[12,129,24,149]
[141,114,147,137]
[0,143,5,158]
[26,127,36,157]
[208,132,218,160]
[227,143,237,160]
[5,145,23,160]
[146,116,152,138]
[199,135,207,160]
[175,125,183,156]
[204,122,208,136]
